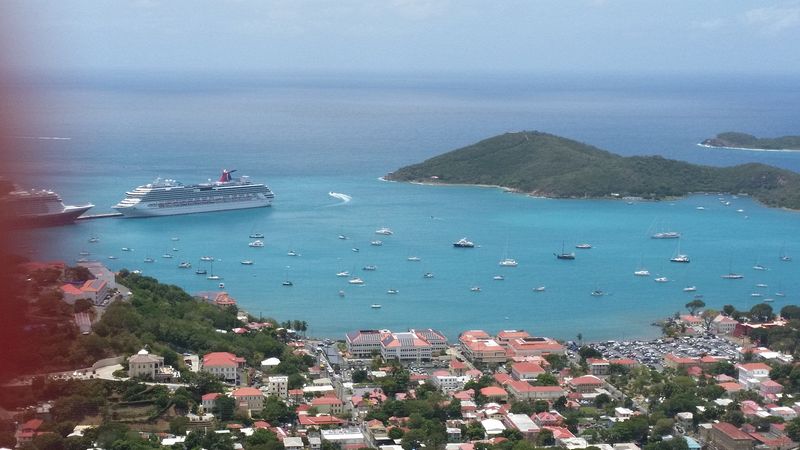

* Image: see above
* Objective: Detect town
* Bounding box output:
[2,260,800,450]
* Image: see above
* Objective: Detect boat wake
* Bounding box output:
[328,192,352,205]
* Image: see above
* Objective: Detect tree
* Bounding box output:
[533,373,559,386]
[723,305,737,316]
[190,371,225,398]
[578,346,602,361]
[750,303,774,323]
[781,305,800,320]
[710,361,736,377]
[388,427,405,440]
[786,417,800,442]
[534,399,550,413]
[169,417,189,435]
[510,401,535,415]
[686,299,705,316]
[261,396,295,424]
[214,396,236,421]
[536,428,555,446]
[701,309,719,332]
[352,369,369,383]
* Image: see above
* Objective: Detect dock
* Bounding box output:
[76,213,123,220]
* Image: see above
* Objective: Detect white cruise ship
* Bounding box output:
[114,169,274,218]
[0,180,93,227]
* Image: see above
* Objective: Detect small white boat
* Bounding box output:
[493,275,505,281]
[753,264,767,271]
[575,243,592,249]
[207,275,221,280]
[755,283,768,288]
[352,248,360,253]
[453,238,476,248]
[143,257,154,263]
[338,290,345,297]
[178,261,192,269]
[470,286,481,292]
[591,290,604,297]
[736,209,744,213]
[200,256,214,261]
[249,240,265,248]
[131,270,142,274]
[387,289,399,294]
[249,233,264,239]
[362,265,377,271]
[721,273,744,279]
[533,286,546,292]
[336,271,350,277]
[683,286,697,292]
[763,298,774,303]
[287,250,299,256]
[88,237,99,243]
[696,206,705,210]
[79,251,90,256]
[162,253,173,259]
[108,255,118,260]
[121,247,132,251]
[240,260,254,265]
[407,256,421,261]
[348,277,365,285]
[218,282,225,289]
[282,280,293,286]
[654,277,669,283]
[375,227,393,236]
[634,269,651,277]
[751,293,762,297]
[171,237,180,241]
[499,258,518,267]
[670,254,690,263]
[423,272,434,278]
[370,304,382,308]
[338,234,348,240]
[195,268,207,275]
[371,240,383,246]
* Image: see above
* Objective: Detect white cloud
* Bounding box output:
[743,2,800,35]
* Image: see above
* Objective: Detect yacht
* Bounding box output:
[240,260,254,265]
[143,257,155,263]
[195,268,207,275]
[375,227,393,235]
[683,286,697,292]
[407,256,421,261]
[249,232,265,239]
[200,256,214,261]
[370,240,383,246]
[338,234,348,240]
[178,262,192,269]
[88,237,99,243]
[348,277,365,285]
[362,265,377,271]
[750,292,762,297]
[108,256,118,260]
[287,250,299,256]
[575,243,592,249]
[651,232,680,239]
[591,290,605,297]
[386,289,399,295]
[282,280,293,286]
[249,240,265,248]
[654,277,669,283]
[763,298,774,303]
[775,291,786,297]
[336,271,350,277]
[338,290,345,297]
[634,269,651,277]
[670,254,690,263]
[470,286,481,292]
[453,238,475,248]
[370,304,382,309]
[423,272,434,279]
[499,258,518,267]
[755,283,768,288]
[113,169,274,217]
[721,273,744,280]
[207,274,221,281]
[493,275,505,281]
[121,247,132,252]
[352,248,360,253]
[533,286,546,292]
[171,237,180,241]
[753,264,767,271]
[162,253,173,259]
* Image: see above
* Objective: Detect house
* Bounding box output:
[569,375,604,394]
[16,419,45,445]
[760,380,784,401]
[60,283,87,305]
[480,386,509,403]
[504,380,565,401]
[713,315,739,335]
[320,428,366,447]
[504,413,540,440]
[511,362,546,381]
[202,352,247,385]
[283,437,304,450]
[232,387,265,413]
[299,414,345,428]
[78,278,109,305]
[128,349,164,380]
[534,411,565,427]
[432,371,469,393]
[736,362,771,389]
[266,375,289,399]
[481,418,506,437]
[311,396,344,415]
[587,358,611,376]
[202,393,222,412]
[708,422,755,450]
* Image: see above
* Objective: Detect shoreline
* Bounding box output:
[697,142,800,153]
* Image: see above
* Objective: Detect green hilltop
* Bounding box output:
[701,132,800,150]
[386,131,800,209]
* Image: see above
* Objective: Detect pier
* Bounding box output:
[76,212,123,220]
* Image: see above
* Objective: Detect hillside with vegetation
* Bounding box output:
[701,132,800,150]
[386,131,800,209]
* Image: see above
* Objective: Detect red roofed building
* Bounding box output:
[460,330,507,365]
[16,419,44,445]
[506,336,565,358]
[568,375,604,394]
[202,392,222,411]
[534,411,565,427]
[609,358,637,368]
[737,362,772,388]
[709,422,756,450]
[60,283,87,305]
[213,292,237,307]
[450,358,467,375]
[504,381,565,401]
[586,358,611,376]
[494,373,513,385]
[760,379,784,400]
[543,426,574,440]
[511,362,546,381]
[480,386,509,402]
[380,331,432,362]
[202,351,247,385]
[496,330,531,345]
[719,382,743,395]
[311,396,344,415]
[298,414,345,427]
[232,387,264,412]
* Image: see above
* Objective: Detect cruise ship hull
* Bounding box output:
[4,204,94,228]
[114,197,271,218]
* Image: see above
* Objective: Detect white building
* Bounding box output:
[380,331,432,362]
[128,349,164,380]
[265,375,289,399]
[345,330,386,358]
[736,362,771,389]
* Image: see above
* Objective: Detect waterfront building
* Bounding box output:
[460,330,507,365]
[506,336,565,357]
[409,328,448,353]
[346,329,386,358]
[202,351,247,385]
[504,380,565,401]
[380,331,432,362]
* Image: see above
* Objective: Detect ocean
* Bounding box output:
[9,71,800,342]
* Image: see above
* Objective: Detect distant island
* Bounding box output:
[386,131,800,209]
[700,132,800,151]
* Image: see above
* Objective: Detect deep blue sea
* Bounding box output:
[8,72,800,342]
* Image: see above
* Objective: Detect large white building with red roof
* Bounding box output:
[381,331,432,362]
[202,351,247,385]
[460,330,507,365]
[232,387,264,412]
[736,362,772,390]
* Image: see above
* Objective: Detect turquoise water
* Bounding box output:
[10,73,800,341]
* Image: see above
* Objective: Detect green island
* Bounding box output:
[701,132,800,151]
[385,131,800,209]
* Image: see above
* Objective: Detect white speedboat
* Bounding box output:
[336,271,350,277]
[751,292,762,297]
[108,255,117,260]
[200,256,214,261]
[121,247,132,252]
[423,272,434,279]
[371,240,383,246]
[407,256,421,261]
[207,275,221,280]
[387,289,398,295]
[575,243,592,249]
[375,227,393,236]
[249,240,265,248]
[287,250,299,256]
[453,238,475,248]
[178,262,192,268]
[348,277,365,285]
[591,290,604,297]
[143,257,154,263]
[470,286,481,292]
[88,237,99,243]
[370,304,382,308]
[352,248,360,253]
[282,280,293,286]
[753,264,767,271]
[218,282,225,289]
[670,254,690,263]
[721,273,744,279]
[240,260,254,265]
[162,253,173,259]
[654,277,669,283]
[683,286,697,292]
[533,286,546,292]
[755,283,768,288]
[493,275,505,281]
[634,269,651,277]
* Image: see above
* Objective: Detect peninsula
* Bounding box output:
[700,132,800,151]
[386,131,800,209]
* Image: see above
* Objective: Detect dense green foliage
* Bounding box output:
[703,132,800,150]
[387,131,800,209]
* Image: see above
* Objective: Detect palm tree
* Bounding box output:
[577,333,583,346]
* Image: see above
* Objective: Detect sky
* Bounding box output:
[5,0,800,76]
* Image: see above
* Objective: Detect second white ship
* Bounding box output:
[113,169,274,217]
